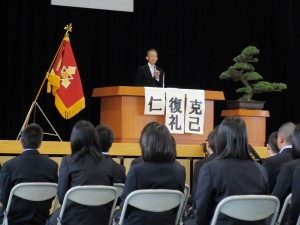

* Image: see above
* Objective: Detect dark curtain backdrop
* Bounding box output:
[2,0,300,141]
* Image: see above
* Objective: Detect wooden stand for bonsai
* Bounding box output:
[221,109,270,147]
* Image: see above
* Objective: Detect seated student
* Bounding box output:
[266,131,280,157]
[262,122,295,192]
[185,126,218,221]
[0,123,58,225]
[95,124,126,184]
[118,122,186,225]
[193,116,269,225]
[48,120,116,225]
[288,165,300,225]
[193,127,218,194]
[272,123,300,223]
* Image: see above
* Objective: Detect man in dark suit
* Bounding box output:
[0,123,58,225]
[271,123,300,224]
[135,49,165,87]
[262,122,296,192]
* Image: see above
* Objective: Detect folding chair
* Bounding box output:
[118,189,185,225]
[178,184,190,225]
[2,182,58,225]
[57,185,118,225]
[276,193,292,225]
[210,195,280,225]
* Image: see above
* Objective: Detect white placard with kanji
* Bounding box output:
[144,87,165,115]
[185,89,205,134]
[165,88,185,134]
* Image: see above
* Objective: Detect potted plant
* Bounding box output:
[219,46,287,109]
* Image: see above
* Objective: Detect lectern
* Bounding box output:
[92,86,224,145]
[221,109,270,147]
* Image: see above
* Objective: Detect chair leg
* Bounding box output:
[296,214,300,225]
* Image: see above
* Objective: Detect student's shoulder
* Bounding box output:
[267,151,292,162]
[173,160,187,171]
[39,154,59,166]
[2,155,20,166]
[282,158,300,170]
[262,155,277,165]
[111,158,124,167]
[59,154,72,165]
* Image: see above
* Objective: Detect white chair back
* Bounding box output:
[118,189,185,225]
[113,183,125,197]
[57,185,118,225]
[3,182,58,225]
[210,195,280,225]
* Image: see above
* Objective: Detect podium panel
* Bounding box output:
[92,86,224,145]
[221,109,270,147]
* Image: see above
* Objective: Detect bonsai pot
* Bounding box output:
[226,100,265,110]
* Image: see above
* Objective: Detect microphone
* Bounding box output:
[153,65,156,78]
[162,72,165,88]
[153,65,160,82]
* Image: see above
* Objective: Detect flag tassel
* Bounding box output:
[55,96,85,119]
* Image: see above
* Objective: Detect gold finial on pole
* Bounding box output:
[64,23,73,36]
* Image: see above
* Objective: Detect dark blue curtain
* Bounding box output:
[2,0,299,141]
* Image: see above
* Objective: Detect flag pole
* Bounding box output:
[34,23,73,104]
[16,23,73,140]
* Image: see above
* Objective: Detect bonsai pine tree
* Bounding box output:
[219,46,287,101]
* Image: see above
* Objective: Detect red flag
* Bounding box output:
[46,35,85,119]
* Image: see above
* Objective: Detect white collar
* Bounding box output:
[148,62,155,68]
[279,145,292,153]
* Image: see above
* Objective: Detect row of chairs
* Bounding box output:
[2,182,300,225]
[2,182,187,225]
